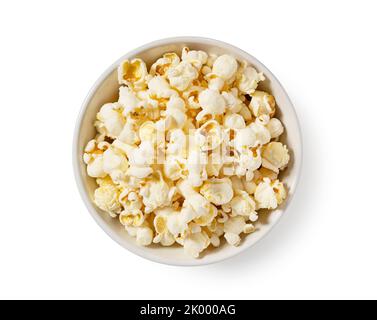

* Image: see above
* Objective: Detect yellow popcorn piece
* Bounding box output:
[153,214,175,246]
[150,52,180,77]
[118,58,148,89]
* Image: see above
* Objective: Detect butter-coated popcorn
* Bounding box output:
[118,58,148,90]
[84,47,290,257]
[150,52,180,77]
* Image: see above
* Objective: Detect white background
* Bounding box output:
[0,0,376,300]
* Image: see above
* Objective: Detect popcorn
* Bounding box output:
[224,232,241,246]
[163,155,186,181]
[261,142,290,173]
[118,58,148,90]
[118,118,140,145]
[118,86,142,116]
[83,48,290,258]
[119,190,143,215]
[166,129,187,157]
[182,47,208,69]
[183,86,204,109]
[206,74,225,91]
[138,121,156,143]
[250,90,276,118]
[186,150,207,187]
[183,231,210,258]
[119,210,144,227]
[135,226,153,246]
[266,118,284,138]
[194,204,218,226]
[150,52,180,76]
[224,216,246,246]
[140,172,174,213]
[239,104,252,121]
[103,147,128,175]
[87,155,106,178]
[167,61,198,91]
[200,178,234,206]
[94,179,122,217]
[153,214,175,246]
[224,113,245,129]
[97,103,125,138]
[234,126,257,151]
[230,191,257,219]
[206,152,223,177]
[222,90,243,113]
[224,216,245,236]
[254,178,286,209]
[235,148,262,180]
[212,54,238,81]
[243,224,255,234]
[148,76,178,98]
[197,89,226,120]
[196,120,223,151]
[177,180,210,217]
[165,96,187,129]
[236,63,265,94]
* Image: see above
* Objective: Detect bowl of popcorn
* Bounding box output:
[73,37,302,266]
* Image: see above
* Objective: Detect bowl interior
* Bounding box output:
[74,38,302,266]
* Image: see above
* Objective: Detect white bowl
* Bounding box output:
[73,37,302,266]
